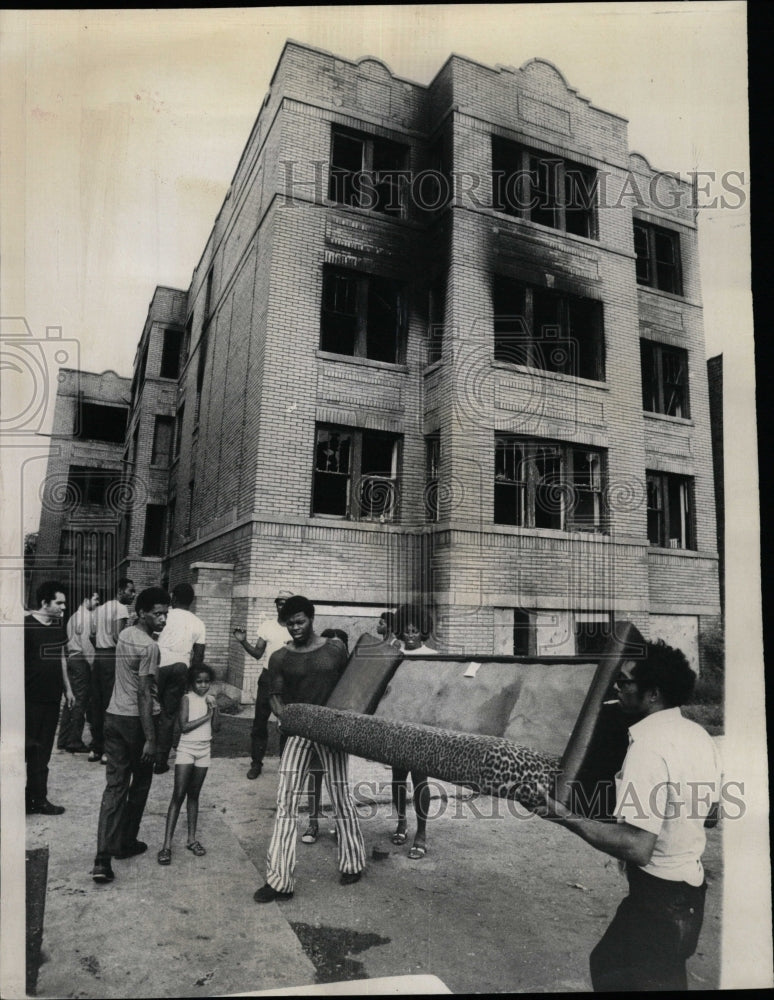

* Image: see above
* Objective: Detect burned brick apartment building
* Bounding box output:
[34,42,720,698]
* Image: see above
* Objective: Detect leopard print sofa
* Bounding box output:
[280,702,561,810]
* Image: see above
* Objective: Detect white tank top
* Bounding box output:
[177,691,212,749]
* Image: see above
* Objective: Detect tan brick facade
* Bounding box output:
[35,43,721,695]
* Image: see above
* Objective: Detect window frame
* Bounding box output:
[640,339,690,418]
[646,470,695,549]
[494,435,607,533]
[142,503,167,557]
[75,402,128,443]
[633,219,683,295]
[151,415,175,467]
[320,266,406,365]
[329,126,409,218]
[491,136,598,239]
[312,423,402,523]
[493,276,605,382]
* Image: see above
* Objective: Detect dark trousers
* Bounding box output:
[156,661,188,761]
[250,671,273,766]
[57,654,91,749]
[90,648,116,754]
[96,713,157,858]
[25,702,60,806]
[590,864,707,991]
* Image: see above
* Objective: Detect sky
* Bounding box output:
[1,5,770,990]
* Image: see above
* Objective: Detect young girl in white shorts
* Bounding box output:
[157,663,220,864]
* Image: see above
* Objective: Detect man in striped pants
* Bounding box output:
[253,595,365,902]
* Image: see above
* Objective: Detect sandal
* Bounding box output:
[408,844,427,860]
[391,829,408,846]
[186,841,206,856]
[157,848,172,865]
[301,822,319,844]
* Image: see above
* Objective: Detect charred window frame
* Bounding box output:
[313,424,401,523]
[640,340,690,418]
[329,127,409,217]
[320,266,406,365]
[492,136,598,239]
[493,276,605,381]
[633,220,682,295]
[495,436,607,533]
[646,471,695,549]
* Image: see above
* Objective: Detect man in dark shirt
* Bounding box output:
[25,581,73,815]
[253,595,365,903]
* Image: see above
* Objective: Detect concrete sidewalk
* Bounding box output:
[25,742,723,997]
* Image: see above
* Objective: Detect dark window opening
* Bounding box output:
[76,402,128,443]
[492,136,597,239]
[512,608,533,656]
[646,471,694,549]
[633,220,682,295]
[320,267,404,364]
[313,424,400,522]
[151,416,174,466]
[495,436,606,533]
[493,276,605,381]
[66,466,122,507]
[329,127,409,217]
[641,340,690,418]
[575,614,613,655]
[160,328,183,380]
[142,504,166,556]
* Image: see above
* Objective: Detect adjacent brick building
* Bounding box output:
[35,42,721,697]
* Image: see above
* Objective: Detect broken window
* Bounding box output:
[329,127,408,217]
[495,436,607,532]
[160,328,184,380]
[320,267,405,364]
[492,136,598,239]
[75,402,128,443]
[493,276,605,381]
[313,425,401,522]
[142,504,167,556]
[640,339,690,418]
[66,466,122,507]
[646,471,694,549]
[633,220,682,295]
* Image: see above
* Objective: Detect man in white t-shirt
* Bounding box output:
[233,590,292,779]
[90,578,135,762]
[154,581,206,774]
[538,639,722,991]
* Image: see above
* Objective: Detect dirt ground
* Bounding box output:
[22,713,723,996]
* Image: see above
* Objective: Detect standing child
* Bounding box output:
[157,663,220,864]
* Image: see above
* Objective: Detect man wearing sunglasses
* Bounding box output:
[539,639,722,992]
